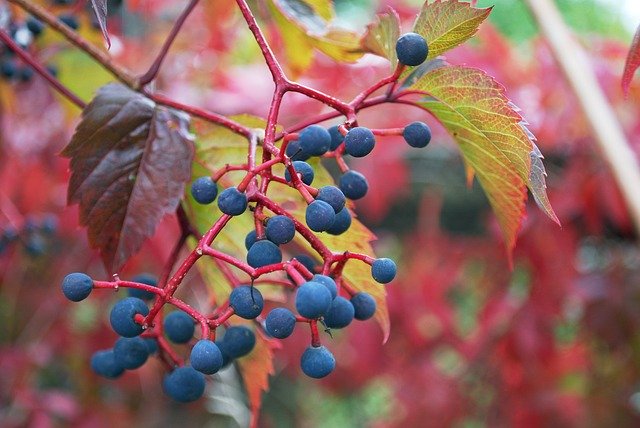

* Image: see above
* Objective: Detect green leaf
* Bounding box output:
[412,65,558,255]
[360,7,401,69]
[413,0,492,60]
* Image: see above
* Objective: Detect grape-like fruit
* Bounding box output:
[110,297,149,337]
[18,66,35,83]
[217,187,248,216]
[229,285,264,319]
[312,274,338,299]
[216,340,233,368]
[164,311,195,344]
[403,121,432,148]
[396,32,429,66]
[91,349,125,379]
[0,60,16,79]
[144,338,158,354]
[191,176,218,204]
[305,200,335,232]
[58,14,80,30]
[284,161,314,186]
[245,230,260,250]
[339,170,369,200]
[128,273,158,301]
[26,17,45,37]
[220,326,256,358]
[295,281,332,319]
[113,337,149,369]
[351,292,376,320]
[371,258,397,284]
[316,186,346,214]
[293,254,317,274]
[326,207,352,235]
[285,140,311,161]
[328,125,344,151]
[61,272,93,302]
[265,307,296,339]
[323,296,355,329]
[190,339,223,375]
[247,240,282,268]
[163,366,206,403]
[344,127,376,158]
[300,345,335,378]
[265,215,295,244]
[298,125,332,157]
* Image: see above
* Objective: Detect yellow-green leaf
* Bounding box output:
[360,7,401,70]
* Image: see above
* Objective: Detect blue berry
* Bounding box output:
[113,337,149,369]
[298,125,331,157]
[128,273,158,300]
[265,215,295,245]
[0,60,16,79]
[312,274,338,299]
[61,272,93,302]
[371,258,397,284]
[328,126,344,151]
[110,297,149,337]
[285,140,311,161]
[351,292,376,320]
[300,345,335,378]
[164,311,195,344]
[163,366,206,403]
[284,161,314,186]
[190,339,224,375]
[265,308,296,339]
[403,121,432,148]
[40,214,58,234]
[26,17,45,37]
[215,340,234,368]
[294,254,317,274]
[217,187,248,216]
[327,207,352,235]
[344,127,376,157]
[247,240,282,268]
[58,14,80,30]
[144,338,158,354]
[316,186,346,213]
[396,32,429,66]
[91,349,125,379]
[191,176,218,204]
[229,285,264,319]
[323,296,355,329]
[339,170,368,200]
[305,200,335,232]
[245,230,260,250]
[24,234,46,256]
[295,281,332,319]
[220,326,256,358]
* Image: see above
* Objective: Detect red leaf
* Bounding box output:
[622,23,640,95]
[62,83,193,272]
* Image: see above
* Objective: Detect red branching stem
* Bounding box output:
[284,264,306,286]
[285,81,351,116]
[350,64,403,108]
[158,233,189,287]
[167,297,210,338]
[213,164,249,182]
[310,320,321,347]
[209,306,235,328]
[0,30,86,109]
[371,127,404,136]
[92,280,165,297]
[295,316,311,323]
[201,245,253,274]
[290,258,314,280]
[138,0,200,86]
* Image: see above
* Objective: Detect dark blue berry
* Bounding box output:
[300,345,335,378]
[265,308,296,339]
[396,32,429,66]
[113,337,149,369]
[191,176,218,204]
[284,161,314,186]
[245,230,260,251]
[163,366,206,403]
[40,214,58,234]
[91,349,125,379]
[58,14,80,30]
[190,339,223,375]
[0,60,16,79]
[2,226,19,242]
[351,292,376,320]
[305,200,335,232]
[46,64,58,78]
[344,127,376,157]
[220,326,256,358]
[144,338,158,354]
[295,281,332,319]
[316,186,346,213]
[323,296,355,329]
[371,258,397,284]
[326,207,352,235]
[229,285,264,319]
[26,17,45,36]
[128,273,158,300]
[62,272,93,302]
[339,170,369,200]
[328,126,344,151]
[18,66,34,83]
[311,274,338,299]
[403,121,432,148]
[285,140,311,161]
[265,215,295,245]
[110,297,149,337]
[247,240,282,268]
[298,125,331,157]
[217,187,248,216]
[164,311,195,344]
[216,340,233,368]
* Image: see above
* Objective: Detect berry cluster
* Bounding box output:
[0,214,58,257]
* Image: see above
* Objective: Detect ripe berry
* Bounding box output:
[163,366,206,403]
[396,32,429,66]
[58,14,80,30]
[323,296,355,329]
[26,17,45,37]
[128,273,158,300]
[41,214,58,234]
[403,121,432,148]
[61,272,93,302]
[0,60,16,79]
[164,311,195,344]
[300,345,335,379]
[247,240,282,268]
[216,340,233,368]
[328,125,344,151]
[327,207,352,235]
[90,349,125,379]
[351,292,376,320]
[229,285,264,319]
[371,258,397,284]
[217,187,248,216]
[18,66,34,83]
[220,326,256,358]
[298,125,331,157]
[144,338,158,354]
[265,307,296,339]
[295,281,332,319]
[113,337,149,369]
[110,297,149,337]
[190,339,223,375]
[245,230,260,250]
[312,274,338,299]
[191,176,218,204]
[339,170,369,200]
[284,161,314,186]
[344,127,376,157]
[305,200,335,232]
[265,215,295,245]
[293,254,317,274]
[285,140,311,161]
[316,186,346,213]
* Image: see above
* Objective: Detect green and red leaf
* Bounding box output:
[622,23,640,95]
[360,7,401,69]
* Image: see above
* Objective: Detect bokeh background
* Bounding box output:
[2,0,640,426]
